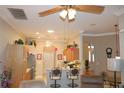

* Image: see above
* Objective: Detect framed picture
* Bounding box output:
[37,54,42,60]
[57,54,63,60]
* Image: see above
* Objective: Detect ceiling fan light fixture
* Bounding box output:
[68,8,76,16]
[68,14,75,21]
[59,9,67,20]
[59,8,76,22]
[67,8,76,22]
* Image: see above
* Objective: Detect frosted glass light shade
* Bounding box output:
[120,59,124,71]
[68,8,76,20]
[107,58,124,71]
[107,58,120,71]
[59,10,67,20]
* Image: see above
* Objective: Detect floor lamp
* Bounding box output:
[107,24,122,88]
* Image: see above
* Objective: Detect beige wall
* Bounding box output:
[0,17,25,74]
[119,14,124,30]
[83,35,117,76]
[68,35,80,46]
[119,14,124,59]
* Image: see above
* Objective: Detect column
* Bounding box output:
[79,31,84,72]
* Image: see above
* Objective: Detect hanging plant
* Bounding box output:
[85,60,89,71]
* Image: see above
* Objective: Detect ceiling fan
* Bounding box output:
[38,5,104,22]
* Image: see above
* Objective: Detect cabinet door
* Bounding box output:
[63,48,79,61]
[73,48,79,60]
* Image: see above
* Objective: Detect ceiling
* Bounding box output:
[0,5,124,42]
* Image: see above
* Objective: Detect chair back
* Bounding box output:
[52,69,61,76]
[71,69,79,76]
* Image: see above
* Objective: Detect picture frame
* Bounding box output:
[37,53,42,60]
[57,54,63,60]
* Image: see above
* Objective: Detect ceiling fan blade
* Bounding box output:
[73,5,104,14]
[39,6,64,17]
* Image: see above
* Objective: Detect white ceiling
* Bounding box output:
[0,5,124,42]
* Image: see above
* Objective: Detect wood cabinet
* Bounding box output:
[6,44,29,87]
[63,48,79,61]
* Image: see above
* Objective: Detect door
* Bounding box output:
[43,46,56,70]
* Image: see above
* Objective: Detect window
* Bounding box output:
[88,44,95,62]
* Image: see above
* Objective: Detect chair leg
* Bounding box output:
[50,80,61,88]
[72,79,74,88]
[68,79,78,88]
[55,80,56,88]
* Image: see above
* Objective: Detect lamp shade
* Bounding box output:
[68,8,76,20]
[59,10,67,20]
[107,58,124,71]
[120,59,124,71]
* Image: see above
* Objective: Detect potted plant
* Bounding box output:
[85,60,89,72]
[0,70,12,88]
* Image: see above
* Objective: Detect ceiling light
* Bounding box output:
[48,30,54,33]
[45,41,52,47]
[45,43,50,47]
[68,8,76,21]
[36,32,40,35]
[59,10,67,20]
[88,46,91,49]
[91,45,94,49]
[59,8,76,22]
